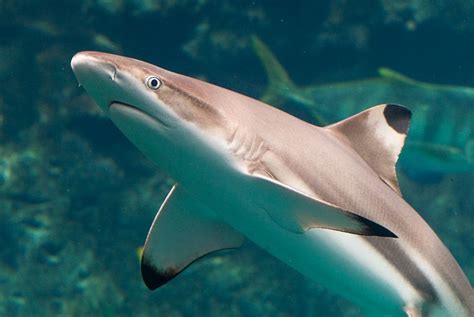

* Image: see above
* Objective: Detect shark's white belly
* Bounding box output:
[179,148,421,315]
[230,210,419,316]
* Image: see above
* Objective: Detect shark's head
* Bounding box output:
[71,52,234,180]
[71,52,230,130]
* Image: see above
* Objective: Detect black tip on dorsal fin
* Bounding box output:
[325,104,412,196]
[383,104,412,135]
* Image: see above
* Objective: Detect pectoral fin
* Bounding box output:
[141,185,244,290]
[251,175,397,238]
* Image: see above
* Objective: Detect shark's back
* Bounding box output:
[203,82,474,314]
[256,107,474,315]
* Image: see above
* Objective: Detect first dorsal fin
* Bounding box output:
[326,104,411,195]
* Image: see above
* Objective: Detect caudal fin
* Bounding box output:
[251,36,297,105]
[378,68,419,86]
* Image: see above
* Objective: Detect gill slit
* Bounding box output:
[228,126,274,179]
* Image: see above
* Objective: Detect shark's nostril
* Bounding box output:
[106,62,117,81]
[93,60,118,81]
[111,65,117,81]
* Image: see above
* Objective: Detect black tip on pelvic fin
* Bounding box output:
[383,104,412,135]
[356,214,398,238]
[141,258,177,290]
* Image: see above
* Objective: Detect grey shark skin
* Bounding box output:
[252,37,474,179]
[71,52,474,317]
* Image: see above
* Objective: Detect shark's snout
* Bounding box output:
[71,51,123,112]
[71,52,118,84]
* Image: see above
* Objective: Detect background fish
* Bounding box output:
[253,37,474,181]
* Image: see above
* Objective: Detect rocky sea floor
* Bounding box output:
[0,1,473,316]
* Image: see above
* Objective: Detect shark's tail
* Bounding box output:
[251,36,330,125]
[251,36,298,106]
[378,68,419,86]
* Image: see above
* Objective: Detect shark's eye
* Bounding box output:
[146,76,161,90]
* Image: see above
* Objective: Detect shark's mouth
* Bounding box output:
[109,101,171,128]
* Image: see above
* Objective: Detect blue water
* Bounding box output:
[0,1,472,316]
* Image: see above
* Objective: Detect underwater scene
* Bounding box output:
[1,1,473,316]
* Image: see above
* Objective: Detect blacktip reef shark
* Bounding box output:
[71,51,474,316]
[252,37,474,180]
